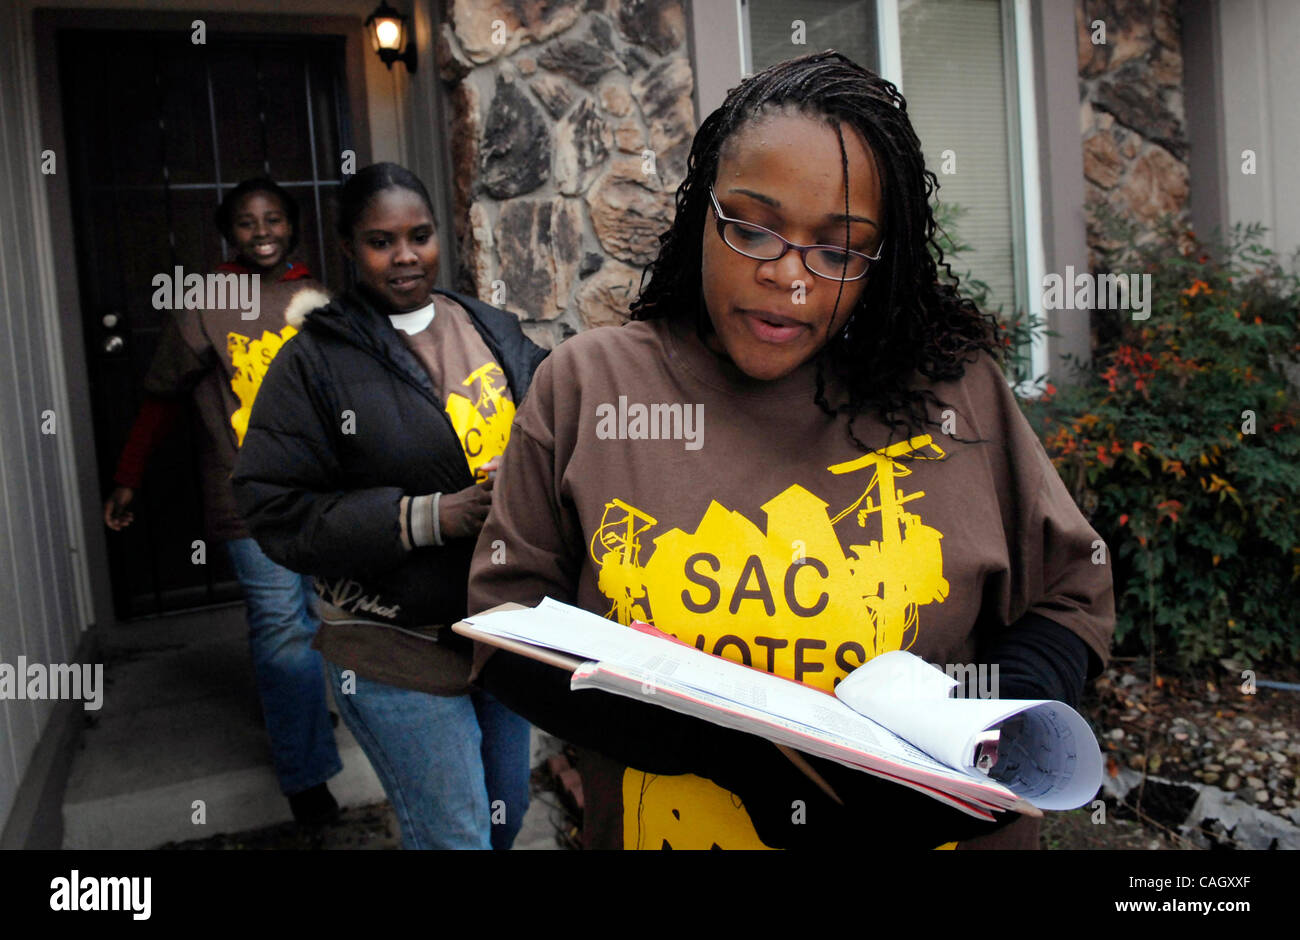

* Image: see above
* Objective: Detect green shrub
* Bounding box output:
[1018,218,1300,668]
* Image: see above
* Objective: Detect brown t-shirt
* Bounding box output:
[468,316,1114,848]
[143,271,327,541]
[392,296,517,482]
[313,295,517,695]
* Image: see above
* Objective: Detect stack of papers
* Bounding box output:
[462,598,1103,819]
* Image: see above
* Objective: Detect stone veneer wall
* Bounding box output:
[436,0,696,348]
[1076,0,1190,268]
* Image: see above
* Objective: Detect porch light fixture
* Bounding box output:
[366,1,417,73]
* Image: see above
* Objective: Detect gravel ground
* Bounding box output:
[161,802,401,850]
[1088,663,1299,795]
[1060,657,1300,849]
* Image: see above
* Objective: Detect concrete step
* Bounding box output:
[62,605,562,849]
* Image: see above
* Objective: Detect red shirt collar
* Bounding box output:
[216,260,314,281]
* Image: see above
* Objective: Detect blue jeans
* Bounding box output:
[225,538,342,795]
[326,662,531,850]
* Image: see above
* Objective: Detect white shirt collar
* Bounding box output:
[388,298,436,335]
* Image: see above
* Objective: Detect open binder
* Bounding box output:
[455,598,1103,820]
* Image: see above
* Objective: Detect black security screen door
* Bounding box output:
[59,28,354,619]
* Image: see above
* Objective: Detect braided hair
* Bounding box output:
[629,51,1001,454]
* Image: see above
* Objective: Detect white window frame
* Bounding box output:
[1010,0,1049,394]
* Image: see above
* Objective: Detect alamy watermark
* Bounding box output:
[1041,266,1151,320]
[595,396,704,451]
[945,662,1000,700]
[50,870,150,920]
[151,265,260,320]
[882,660,1002,700]
[0,658,103,710]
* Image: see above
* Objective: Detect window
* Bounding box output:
[745,0,877,75]
[898,0,1019,319]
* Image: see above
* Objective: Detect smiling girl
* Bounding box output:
[104,178,343,826]
[233,163,546,849]
[467,52,1114,850]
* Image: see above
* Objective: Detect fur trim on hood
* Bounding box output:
[284,287,333,329]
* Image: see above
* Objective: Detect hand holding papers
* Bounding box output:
[457,598,1103,819]
[834,650,1103,810]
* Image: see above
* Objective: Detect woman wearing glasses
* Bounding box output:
[468,52,1113,850]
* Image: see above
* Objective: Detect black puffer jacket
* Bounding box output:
[232,286,547,628]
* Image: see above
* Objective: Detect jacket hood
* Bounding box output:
[283,287,334,329]
[292,286,549,415]
[298,285,403,329]
[294,287,397,349]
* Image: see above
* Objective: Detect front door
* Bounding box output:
[58,28,354,619]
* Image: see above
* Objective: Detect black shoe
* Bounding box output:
[289,783,340,827]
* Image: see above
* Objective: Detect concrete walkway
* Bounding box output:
[62,604,563,849]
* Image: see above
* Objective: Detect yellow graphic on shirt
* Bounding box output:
[591,434,950,848]
[443,362,516,480]
[622,770,770,850]
[228,325,297,447]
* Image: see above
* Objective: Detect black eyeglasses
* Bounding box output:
[708,186,883,281]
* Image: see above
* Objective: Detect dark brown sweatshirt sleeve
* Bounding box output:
[973,356,1115,671]
[1021,455,1115,672]
[140,310,213,398]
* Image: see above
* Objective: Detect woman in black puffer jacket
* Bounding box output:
[233,163,546,849]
